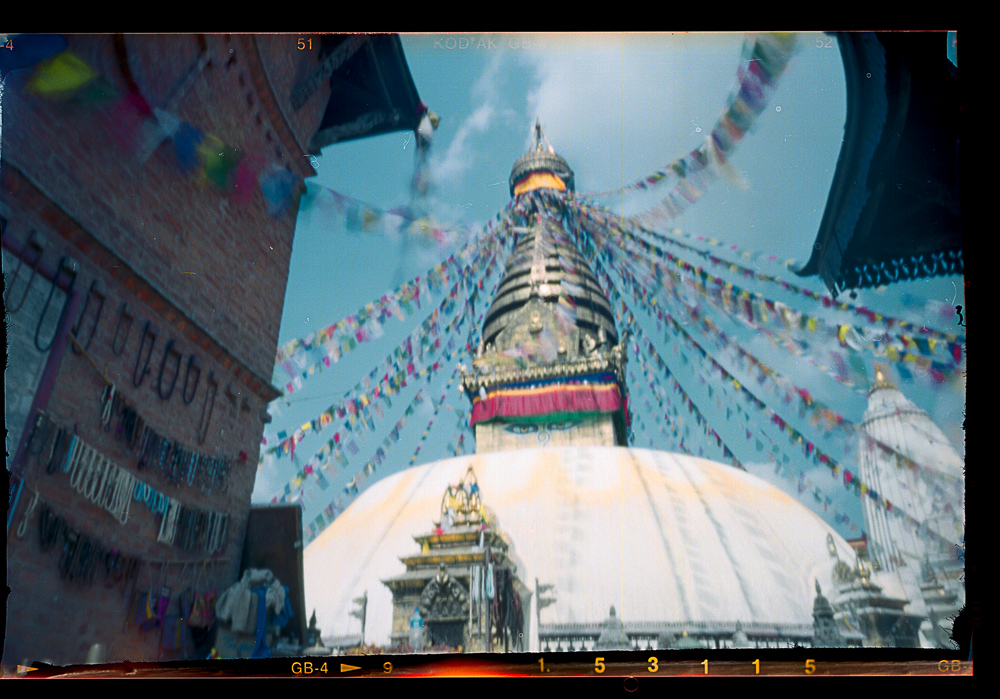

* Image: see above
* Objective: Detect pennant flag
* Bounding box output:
[25,50,96,98]
[260,167,299,217]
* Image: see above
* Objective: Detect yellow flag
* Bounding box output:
[27,51,96,97]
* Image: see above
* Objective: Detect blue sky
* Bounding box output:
[252,33,965,543]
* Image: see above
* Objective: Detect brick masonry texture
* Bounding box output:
[3,33,331,666]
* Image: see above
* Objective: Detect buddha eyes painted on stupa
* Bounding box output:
[503,421,579,435]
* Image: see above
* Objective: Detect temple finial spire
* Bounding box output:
[533,118,555,154]
[871,362,897,393]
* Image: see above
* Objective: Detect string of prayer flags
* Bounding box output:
[582,33,797,230]
[581,197,965,357]
[571,218,738,466]
[570,193,959,495]
[599,210,964,389]
[20,48,301,215]
[282,187,959,551]
[264,238,513,495]
[276,251,511,526]
[272,220,496,373]
[300,183,463,245]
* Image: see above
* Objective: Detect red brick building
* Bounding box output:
[3,33,426,666]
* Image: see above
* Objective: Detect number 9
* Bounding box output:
[384,661,393,674]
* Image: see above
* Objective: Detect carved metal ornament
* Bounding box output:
[419,563,469,620]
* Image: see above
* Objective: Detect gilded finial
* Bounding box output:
[871,362,897,392]
[855,552,871,584]
[438,466,484,525]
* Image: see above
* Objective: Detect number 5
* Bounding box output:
[805,659,815,674]
[595,657,605,673]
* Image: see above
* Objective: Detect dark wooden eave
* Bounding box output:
[303,34,425,153]
[795,32,962,297]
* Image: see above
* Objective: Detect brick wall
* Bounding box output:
[3,247,60,468]
[3,33,332,666]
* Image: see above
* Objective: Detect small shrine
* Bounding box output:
[382,467,531,651]
[594,606,630,650]
[826,534,923,647]
[811,581,845,647]
[919,555,963,649]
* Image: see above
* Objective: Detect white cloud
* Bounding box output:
[429,49,513,187]
[522,34,746,194]
[433,102,495,183]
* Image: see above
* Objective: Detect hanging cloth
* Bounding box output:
[250,586,271,659]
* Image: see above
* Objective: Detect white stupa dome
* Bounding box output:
[857,372,964,630]
[304,446,859,648]
[863,382,964,482]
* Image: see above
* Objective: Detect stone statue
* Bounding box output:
[306,609,321,646]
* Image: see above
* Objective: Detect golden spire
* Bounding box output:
[870,362,897,392]
[438,466,484,526]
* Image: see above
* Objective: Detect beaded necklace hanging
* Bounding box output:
[100,384,236,494]
[31,411,230,554]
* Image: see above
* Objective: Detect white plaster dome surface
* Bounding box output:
[304,446,858,647]
[863,386,964,481]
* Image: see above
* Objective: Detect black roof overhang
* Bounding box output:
[309,34,425,152]
[795,32,962,297]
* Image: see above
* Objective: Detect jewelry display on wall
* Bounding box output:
[34,256,78,352]
[132,320,157,387]
[28,411,230,553]
[111,302,134,356]
[99,383,236,494]
[71,279,106,355]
